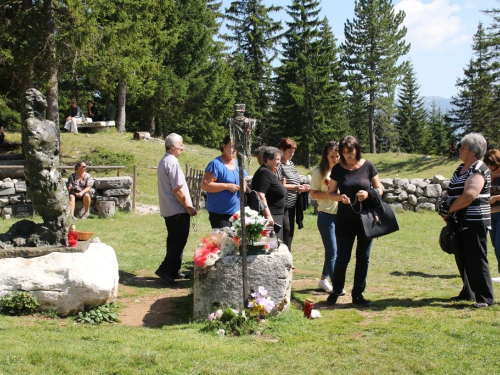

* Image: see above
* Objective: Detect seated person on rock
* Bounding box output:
[67,161,94,220]
[64,99,84,134]
[86,100,99,122]
[103,98,116,121]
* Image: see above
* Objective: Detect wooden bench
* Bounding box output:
[77,118,116,132]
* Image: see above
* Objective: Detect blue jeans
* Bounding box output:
[317,212,337,280]
[490,212,500,274]
[332,233,373,297]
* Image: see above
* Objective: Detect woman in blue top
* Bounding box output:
[202,135,247,229]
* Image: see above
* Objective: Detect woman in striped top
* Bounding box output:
[443,133,494,308]
[278,138,310,251]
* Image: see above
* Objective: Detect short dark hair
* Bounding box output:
[339,135,362,164]
[262,147,282,162]
[220,135,231,152]
[87,100,93,104]
[253,145,267,157]
[278,138,297,151]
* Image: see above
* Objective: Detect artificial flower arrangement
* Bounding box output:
[229,207,269,244]
[206,286,275,336]
[193,228,238,270]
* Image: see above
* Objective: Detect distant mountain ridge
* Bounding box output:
[421,96,455,113]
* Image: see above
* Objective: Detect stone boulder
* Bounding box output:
[0,242,119,316]
[193,245,293,319]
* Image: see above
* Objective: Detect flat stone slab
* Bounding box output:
[94,177,133,190]
[0,240,90,259]
[0,242,119,316]
[193,245,293,319]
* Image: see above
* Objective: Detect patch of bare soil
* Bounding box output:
[117,274,192,328]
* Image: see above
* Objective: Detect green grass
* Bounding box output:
[1,131,498,374]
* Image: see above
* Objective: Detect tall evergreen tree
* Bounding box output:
[342,0,410,153]
[223,0,282,142]
[395,61,427,153]
[448,22,497,141]
[272,0,346,167]
[426,102,451,156]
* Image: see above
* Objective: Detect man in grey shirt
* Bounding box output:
[156,133,197,285]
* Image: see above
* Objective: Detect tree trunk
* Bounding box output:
[44,0,59,132]
[147,114,155,135]
[117,79,126,133]
[369,91,376,154]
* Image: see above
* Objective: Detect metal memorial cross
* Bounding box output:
[226,104,256,307]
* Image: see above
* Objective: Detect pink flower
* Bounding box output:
[215,309,223,319]
[208,313,215,321]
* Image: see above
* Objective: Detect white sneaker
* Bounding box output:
[339,289,346,296]
[319,279,333,293]
[492,276,500,283]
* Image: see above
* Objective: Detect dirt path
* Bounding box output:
[117,269,332,327]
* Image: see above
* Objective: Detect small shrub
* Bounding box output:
[75,303,120,324]
[0,291,40,316]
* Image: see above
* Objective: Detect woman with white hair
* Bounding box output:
[437,132,495,308]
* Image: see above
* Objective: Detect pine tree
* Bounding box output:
[223,0,282,142]
[395,61,427,153]
[342,0,410,153]
[272,0,346,167]
[448,23,496,140]
[426,102,451,156]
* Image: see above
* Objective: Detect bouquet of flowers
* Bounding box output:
[205,286,275,336]
[194,228,238,270]
[229,207,268,243]
[247,286,275,318]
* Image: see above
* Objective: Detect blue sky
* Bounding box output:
[221,0,499,98]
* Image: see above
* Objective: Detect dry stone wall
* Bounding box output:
[0,176,133,219]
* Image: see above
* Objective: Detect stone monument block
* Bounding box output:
[102,189,131,197]
[0,243,119,316]
[193,246,293,319]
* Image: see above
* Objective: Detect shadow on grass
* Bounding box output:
[390,271,459,279]
[142,293,194,328]
[119,269,194,289]
[312,297,473,311]
[376,156,457,176]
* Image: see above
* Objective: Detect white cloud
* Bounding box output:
[395,0,470,53]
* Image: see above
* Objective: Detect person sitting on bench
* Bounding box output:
[64,99,84,134]
[67,161,94,220]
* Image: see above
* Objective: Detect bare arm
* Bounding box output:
[256,191,274,226]
[201,171,239,193]
[327,179,344,203]
[173,185,197,216]
[449,173,485,213]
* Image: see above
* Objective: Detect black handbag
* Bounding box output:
[245,185,265,215]
[355,189,399,239]
[439,221,458,254]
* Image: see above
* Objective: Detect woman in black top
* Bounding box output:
[326,136,383,306]
[251,147,287,241]
[438,133,494,308]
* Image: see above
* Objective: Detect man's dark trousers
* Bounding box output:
[158,213,190,278]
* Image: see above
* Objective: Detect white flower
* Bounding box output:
[258,286,268,296]
[216,329,225,337]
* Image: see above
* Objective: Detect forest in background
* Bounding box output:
[0,0,499,167]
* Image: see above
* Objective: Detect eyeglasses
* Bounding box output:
[81,166,87,169]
